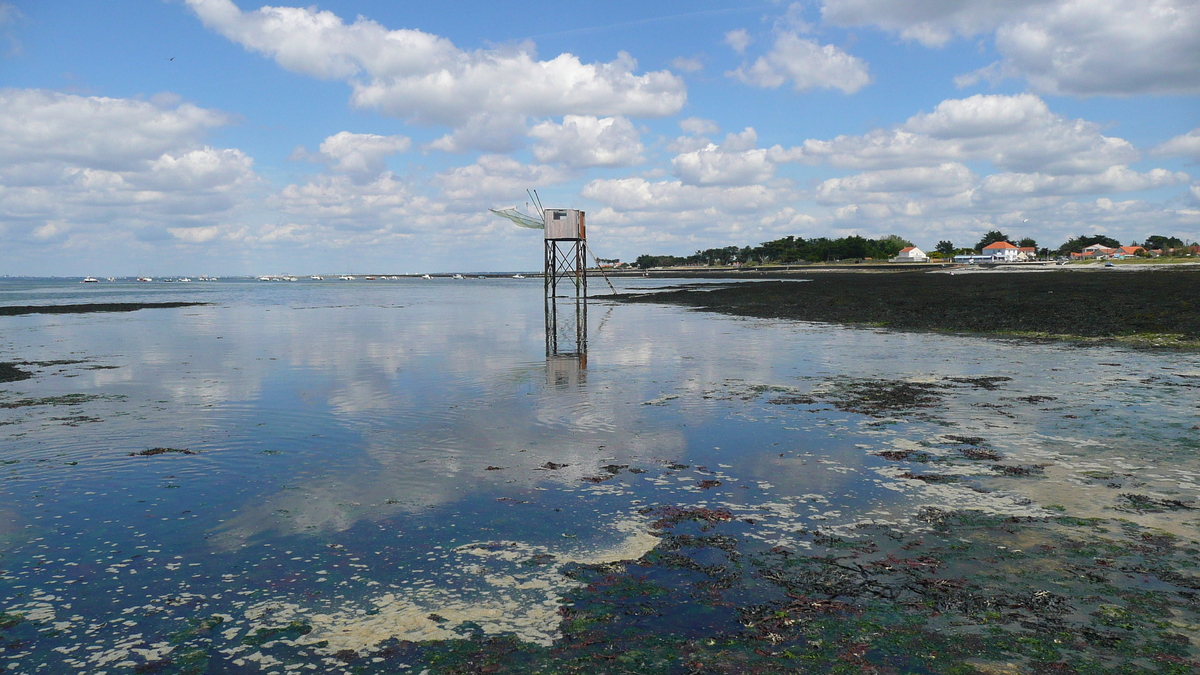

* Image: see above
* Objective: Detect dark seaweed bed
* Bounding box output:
[0,301,209,316]
[614,268,1200,345]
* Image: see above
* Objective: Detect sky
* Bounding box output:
[1,0,1199,275]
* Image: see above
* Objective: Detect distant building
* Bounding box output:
[981,241,1020,262]
[1017,246,1038,261]
[892,246,929,262]
[953,253,1001,264]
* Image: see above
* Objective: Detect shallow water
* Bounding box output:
[2,277,1200,672]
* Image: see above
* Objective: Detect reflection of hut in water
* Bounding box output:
[546,353,586,388]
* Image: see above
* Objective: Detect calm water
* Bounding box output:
[2,277,1199,672]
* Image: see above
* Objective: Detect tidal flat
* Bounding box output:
[2,277,1200,674]
[616,266,1200,348]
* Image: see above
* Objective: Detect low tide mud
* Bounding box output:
[615,268,1200,347]
[0,301,208,316]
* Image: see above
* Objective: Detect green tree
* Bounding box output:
[1143,235,1184,251]
[1018,237,1037,248]
[974,230,1010,251]
[1058,234,1120,254]
[935,241,956,257]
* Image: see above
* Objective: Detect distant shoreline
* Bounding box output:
[612,266,1200,349]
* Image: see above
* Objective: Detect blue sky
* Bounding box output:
[2,0,1198,275]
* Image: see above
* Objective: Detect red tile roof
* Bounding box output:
[982,241,1018,250]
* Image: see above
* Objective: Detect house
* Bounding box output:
[953,253,1001,264]
[892,246,929,262]
[981,241,1020,262]
[1112,245,1144,259]
[1017,246,1038,261]
[1082,244,1118,258]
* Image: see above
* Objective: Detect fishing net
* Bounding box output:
[489,207,545,230]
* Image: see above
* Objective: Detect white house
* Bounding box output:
[981,241,1020,262]
[892,246,929,262]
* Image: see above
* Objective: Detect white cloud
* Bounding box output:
[821,0,1051,47]
[185,0,687,126]
[529,116,644,168]
[724,28,753,54]
[822,0,1200,95]
[814,163,978,204]
[316,131,410,176]
[671,128,776,186]
[680,117,720,136]
[671,56,704,73]
[980,166,1188,196]
[1154,128,1200,161]
[0,89,260,245]
[582,177,789,213]
[425,113,529,154]
[729,32,870,94]
[271,172,431,233]
[796,94,1139,174]
[436,155,570,205]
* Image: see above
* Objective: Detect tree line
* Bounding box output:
[635,231,1196,268]
[635,234,914,269]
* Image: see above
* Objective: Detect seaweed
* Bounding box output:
[0,363,32,383]
[130,447,197,457]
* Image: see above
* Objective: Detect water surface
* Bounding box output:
[2,277,1199,671]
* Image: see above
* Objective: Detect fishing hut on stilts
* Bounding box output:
[489,191,617,378]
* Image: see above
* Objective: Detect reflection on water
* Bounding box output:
[2,277,1200,669]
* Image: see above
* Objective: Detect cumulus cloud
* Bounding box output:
[724,28,753,54]
[822,0,1200,95]
[672,128,776,186]
[1154,128,1200,161]
[425,113,529,154]
[0,89,260,245]
[583,177,790,213]
[271,172,430,233]
[529,116,644,168]
[814,163,978,204]
[729,31,870,94]
[435,155,570,205]
[309,131,411,177]
[795,94,1140,174]
[680,118,720,137]
[185,0,687,127]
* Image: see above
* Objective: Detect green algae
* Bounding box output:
[323,508,1200,673]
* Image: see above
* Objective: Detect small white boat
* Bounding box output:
[258,276,272,281]
[421,274,431,280]
[179,277,191,282]
[512,274,525,279]
[340,275,354,280]
[452,274,464,279]
[310,275,323,280]
[137,277,152,282]
[81,277,99,283]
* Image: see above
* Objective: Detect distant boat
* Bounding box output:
[512,274,525,279]
[421,274,431,279]
[452,274,464,279]
[310,275,323,280]
[258,276,272,281]
[81,277,99,283]
[137,277,152,282]
[179,278,191,282]
[340,275,354,280]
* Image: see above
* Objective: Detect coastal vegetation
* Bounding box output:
[634,232,1196,267]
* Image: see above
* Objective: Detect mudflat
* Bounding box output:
[616,267,1200,347]
[0,301,209,316]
